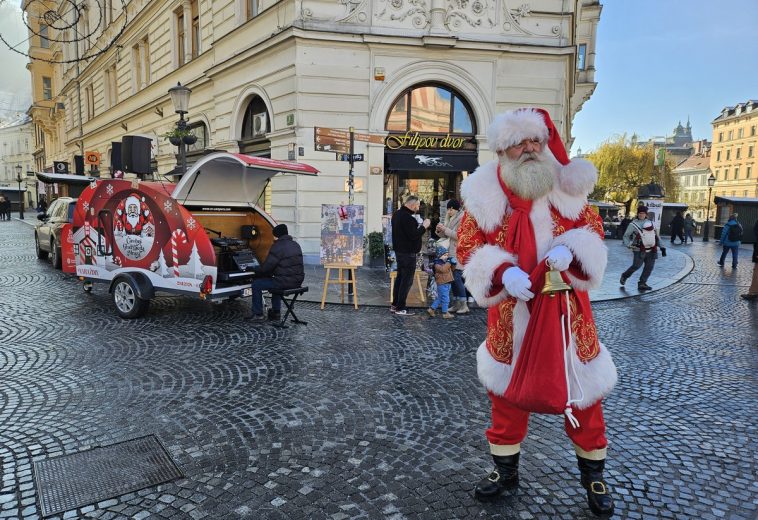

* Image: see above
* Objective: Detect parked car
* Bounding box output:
[35,197,77,269]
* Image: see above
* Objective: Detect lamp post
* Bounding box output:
[168,82,193,176]
[15,164,24,220]
[702,172,716,242]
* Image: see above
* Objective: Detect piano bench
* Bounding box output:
[267,287,308,328]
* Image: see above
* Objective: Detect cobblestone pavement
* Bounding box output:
[0,219,756,520]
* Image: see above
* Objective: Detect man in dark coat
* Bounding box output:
[391,195,430,315]
[669,211,685,244]
[249,223,304,322]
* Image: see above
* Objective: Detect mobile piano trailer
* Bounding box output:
[65,153,318,318]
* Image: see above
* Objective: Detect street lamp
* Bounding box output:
[15,164,24,220]
[702,172,716,242]
[168,82,194,176]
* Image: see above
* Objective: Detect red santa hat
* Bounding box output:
[487,108,597,197]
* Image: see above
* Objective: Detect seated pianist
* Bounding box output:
[249,224,305,322]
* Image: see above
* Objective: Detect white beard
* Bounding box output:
[126,213,139,229]
[499,151,556,200]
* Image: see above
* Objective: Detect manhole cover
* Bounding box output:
[34,435,183,517]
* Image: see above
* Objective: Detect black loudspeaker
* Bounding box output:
[111,141,123,172]
[241,225,258,239]
[121,135,152,175]
[74,155,84,175]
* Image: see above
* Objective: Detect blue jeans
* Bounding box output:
[251,277,281,316]
[719,246,739,267]
[431,283,451,313]
[452,269,466,301]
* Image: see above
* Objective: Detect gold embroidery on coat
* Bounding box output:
[487,298,516,363]
[570,295,600,362]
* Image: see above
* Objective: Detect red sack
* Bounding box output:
[503,261,572,414]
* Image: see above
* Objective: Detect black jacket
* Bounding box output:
[258,235,305,289]
[392,206,426,254]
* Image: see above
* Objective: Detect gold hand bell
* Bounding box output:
[542,261,572,296]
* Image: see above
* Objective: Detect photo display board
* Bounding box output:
[320,204,365,266]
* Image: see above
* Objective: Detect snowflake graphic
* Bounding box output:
[106,184,114,195]
[164,199,173,213]
[187,217,197,230]
[82,201,90,212]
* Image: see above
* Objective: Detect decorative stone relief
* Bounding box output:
[377,0,431,29]
[445,0,496,30]
[502,1,561,37]
[337,0,370,23]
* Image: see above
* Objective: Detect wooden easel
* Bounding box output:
[389,270,426,304]
[321,264,359,309]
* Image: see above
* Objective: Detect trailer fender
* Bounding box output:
[108,272,155,300]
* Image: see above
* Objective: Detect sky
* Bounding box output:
[0,2,31,119]
[570,0,758,155]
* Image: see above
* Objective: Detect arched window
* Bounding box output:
[386,84,475,134]
[241,96,270,140]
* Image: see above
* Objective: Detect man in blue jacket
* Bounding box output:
[718,213,743,268]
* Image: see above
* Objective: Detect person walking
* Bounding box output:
[391,195,431,316]
[683,213,695,243]
[621,205,666,291]
[718,213,743,268]
[740,218,758,301]
[435,199,469,314]
[248,224,304,322]
[669,211,685,244]
[0,196,6,221]
[426,246,456,319]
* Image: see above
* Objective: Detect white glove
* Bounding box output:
[545,245,573,271]
[501,267,534,301]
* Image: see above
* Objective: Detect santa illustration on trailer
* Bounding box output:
[113,193,155,261]
[457,108,616,516]
[116,193,153,236]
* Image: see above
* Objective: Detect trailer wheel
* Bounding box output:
[113,278,150,319]
[35,233,49,259]
[50,238,62,269]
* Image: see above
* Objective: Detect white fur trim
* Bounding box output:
[551,227,608,290]
[461,160,506,234]
[568,341,617,410]
[476,301,530,395]
[547,188,587,220]
[487,109,548,152]
[463,244,515,307]
[530,197,555,260]
[558,158,597,197]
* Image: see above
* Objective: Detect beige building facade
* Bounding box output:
[710,100,758,200]
[672,151,710,221]
[27,0,602,258]
[0,116,35,207]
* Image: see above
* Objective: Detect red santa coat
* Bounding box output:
[458,160,617,410]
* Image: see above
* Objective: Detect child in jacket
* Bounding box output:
[427,246,456,319]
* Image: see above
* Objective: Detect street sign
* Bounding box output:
[315,127,350,140]
[337,153,364,162]
[53,161,69,174]
[315,143,349,153]
[315,135,351,148]
[354,133,385,145]
[84,151,101,166]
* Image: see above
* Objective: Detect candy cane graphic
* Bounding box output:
[171,229,188,277]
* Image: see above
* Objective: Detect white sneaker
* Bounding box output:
[394,309,415,316]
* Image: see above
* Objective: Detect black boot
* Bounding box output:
[474,453,519,501]
[577,456,614,516]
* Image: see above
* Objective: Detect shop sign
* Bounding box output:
[385,131,472,151]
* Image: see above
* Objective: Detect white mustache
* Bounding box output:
[516,152,539,165]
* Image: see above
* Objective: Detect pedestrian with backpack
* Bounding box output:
[620,205,666,291]
[718,213,743,268]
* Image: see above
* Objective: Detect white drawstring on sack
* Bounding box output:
[561,291,585,429]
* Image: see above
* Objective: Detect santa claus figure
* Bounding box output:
[117,194,151,236]
[458,108,616,516]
